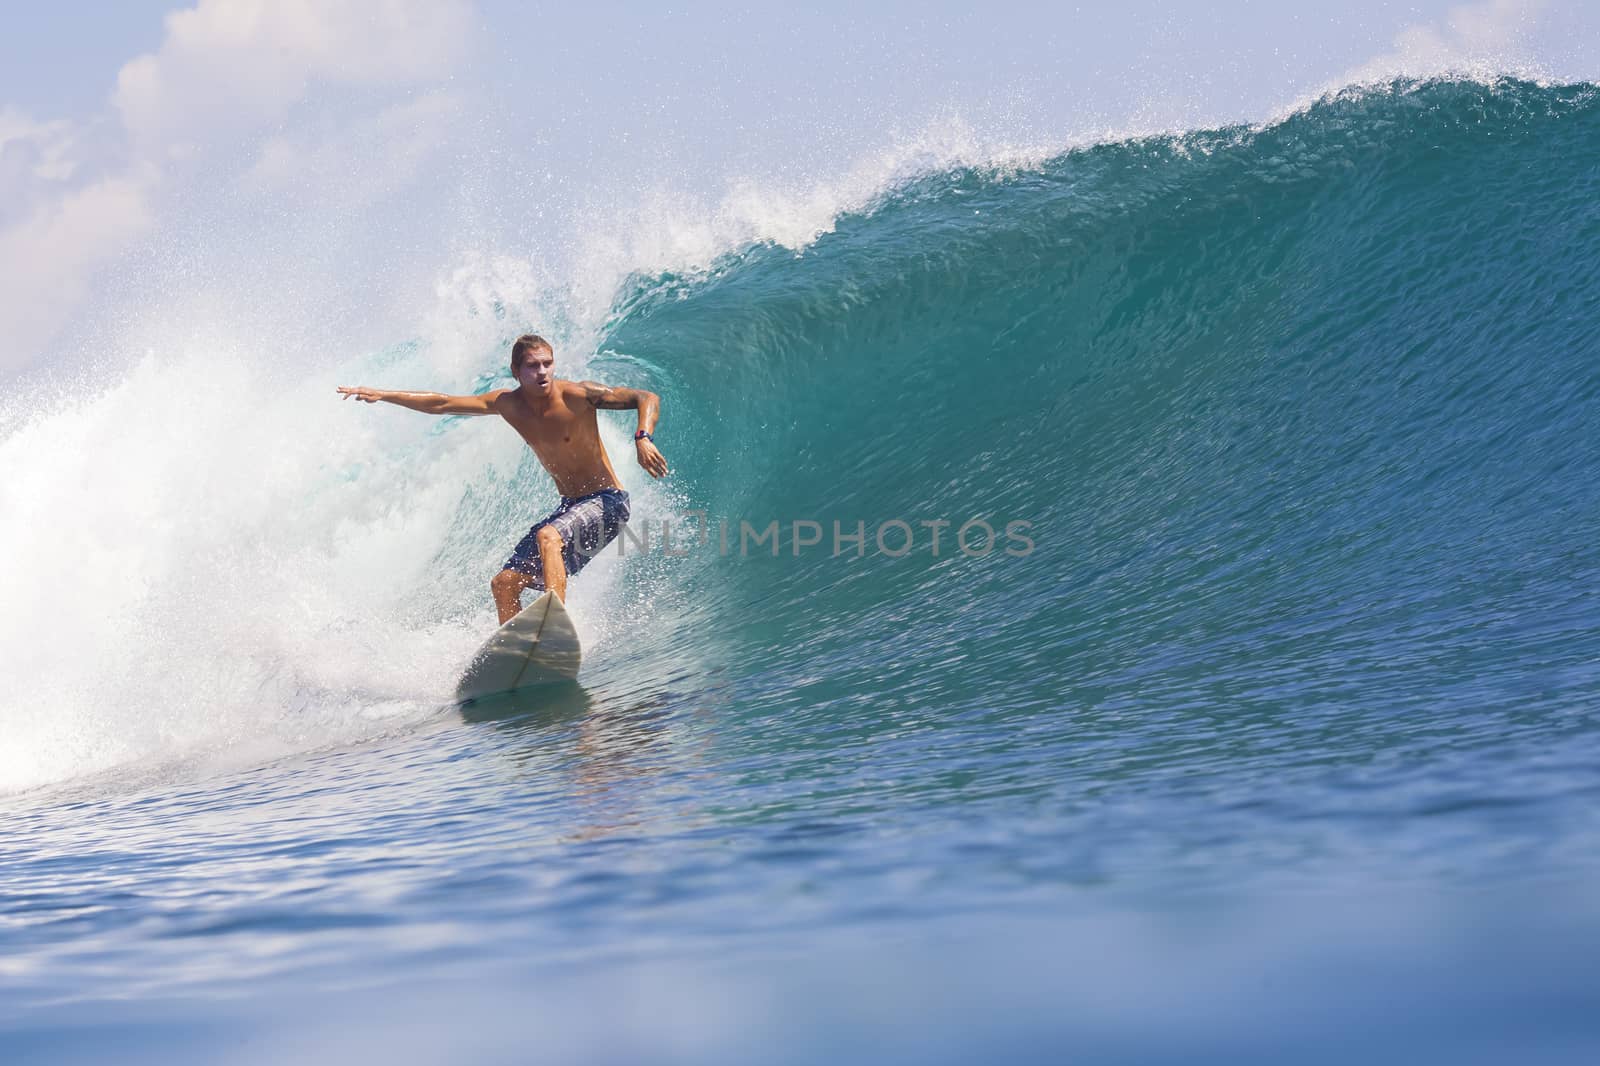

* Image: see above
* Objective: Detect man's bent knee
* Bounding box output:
[535,526,564,552]
[491,568,530,594]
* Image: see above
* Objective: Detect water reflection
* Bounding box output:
[457,679,594,727]
[461,680,713,841]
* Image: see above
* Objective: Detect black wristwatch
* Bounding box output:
[634,430,653,442]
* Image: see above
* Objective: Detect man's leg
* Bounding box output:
[491,568,537,625]
[536,526,568,602]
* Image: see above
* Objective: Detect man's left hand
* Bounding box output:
[636,439,668,478]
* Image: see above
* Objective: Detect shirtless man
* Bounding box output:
[338,334,667,623]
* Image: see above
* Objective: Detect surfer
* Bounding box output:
[338,334,667,623]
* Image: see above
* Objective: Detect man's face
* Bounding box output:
[518,348,555,394]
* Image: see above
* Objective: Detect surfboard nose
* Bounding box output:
[456,591,582,701]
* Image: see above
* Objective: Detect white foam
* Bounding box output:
[0,330,497,793]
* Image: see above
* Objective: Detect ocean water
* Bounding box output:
[4,78,1600,1062]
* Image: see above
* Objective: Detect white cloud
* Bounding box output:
[0,0,474,377]
[114,0,472,150]
[0,168,159,365]
[0,108,83,232]
[239,89,463,206]
[0,108,78,183]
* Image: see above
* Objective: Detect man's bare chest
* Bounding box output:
[502,403,595,449]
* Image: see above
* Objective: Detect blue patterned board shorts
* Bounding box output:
[502,488,631,587]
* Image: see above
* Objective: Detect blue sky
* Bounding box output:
[2,1,1594,379]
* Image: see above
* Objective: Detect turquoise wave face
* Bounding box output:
[597,78,1600,775]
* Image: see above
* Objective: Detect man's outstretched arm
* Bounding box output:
[336,386,504,415]
[579,381,668,478]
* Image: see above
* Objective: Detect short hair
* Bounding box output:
[511,334,554,374]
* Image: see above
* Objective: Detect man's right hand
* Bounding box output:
[335,387,503,416]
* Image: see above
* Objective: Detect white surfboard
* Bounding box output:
[456,591,582,701]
